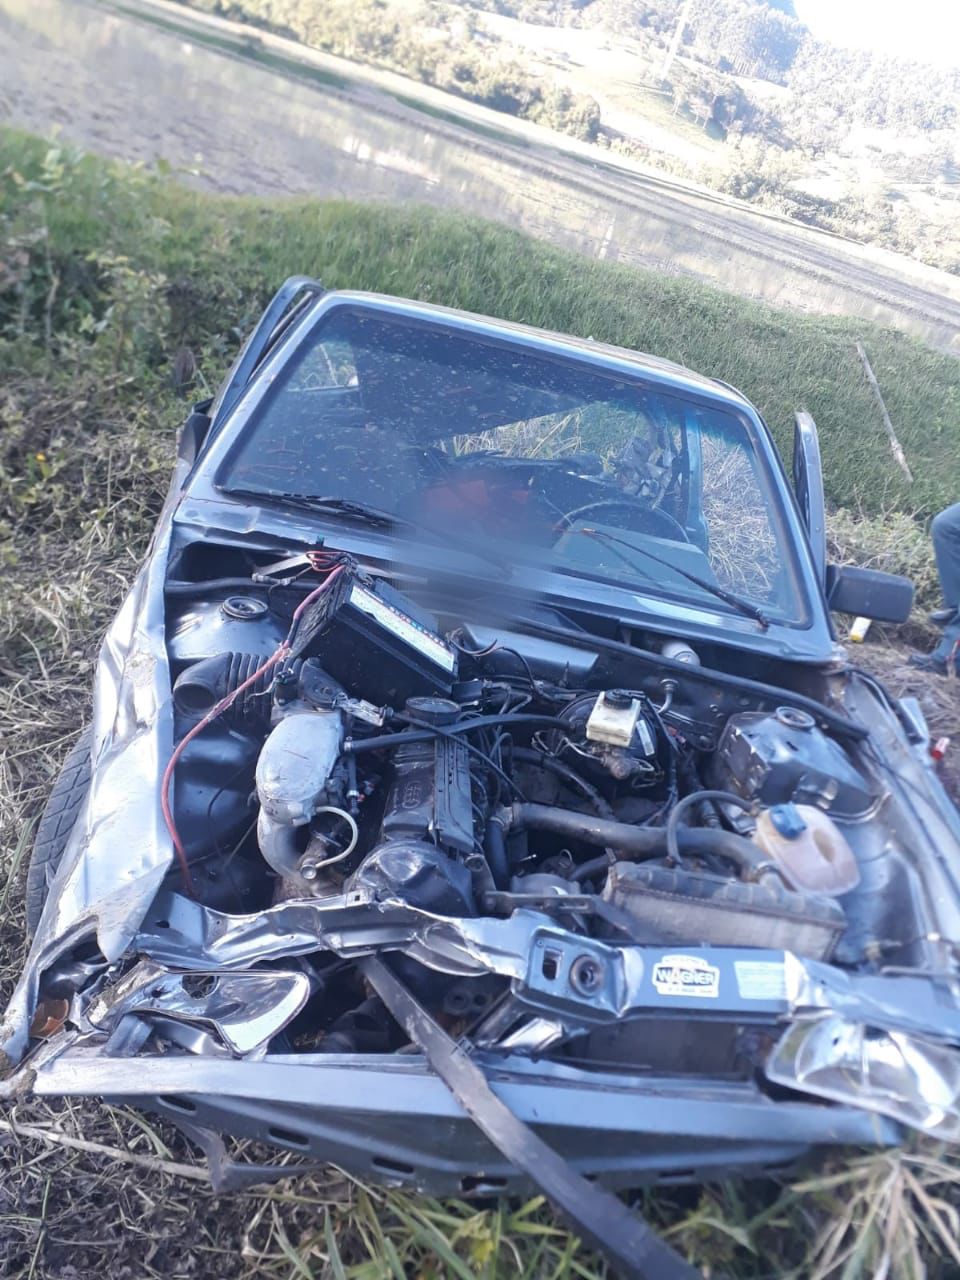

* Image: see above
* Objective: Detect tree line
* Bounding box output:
[186,0,602,140]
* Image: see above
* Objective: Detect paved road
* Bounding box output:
[3,0,960,353]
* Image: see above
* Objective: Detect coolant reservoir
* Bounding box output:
[753,803,860,896]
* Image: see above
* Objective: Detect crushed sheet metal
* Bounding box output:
[134,891,960,1045]
[0,494,183,1073]
[362,956,701,1280]
[767,1014,960,1140]
[783,953,960,1043]
[87,961,311,1056]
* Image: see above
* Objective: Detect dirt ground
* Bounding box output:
[853,637,960,799]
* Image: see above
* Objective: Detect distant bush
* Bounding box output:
[184,0,601,140]
[711,139,798,205]
[527,84,601,137]
[710,141,960,276]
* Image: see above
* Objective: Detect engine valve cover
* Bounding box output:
[381,735,474,856]
[350,841,475,916]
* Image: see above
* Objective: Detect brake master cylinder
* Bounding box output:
[586,690,655,752]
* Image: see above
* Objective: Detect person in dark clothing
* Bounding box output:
[910,502,960,675]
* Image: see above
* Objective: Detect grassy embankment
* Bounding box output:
[3,126,960,1278]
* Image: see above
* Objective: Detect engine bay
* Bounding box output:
[146,538,940,1077]
[9,288,960,1240]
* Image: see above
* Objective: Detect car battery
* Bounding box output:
[289,570,457,706]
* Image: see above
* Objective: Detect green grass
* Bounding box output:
[3,126,960,1278]
[3,126,958,519]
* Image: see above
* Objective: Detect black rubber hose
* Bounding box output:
[665,789,752,866]
[397,712,568,735]
[349,724,528,801]
[509,748,615,819]
[172,651,274,726]
[681,827,777,878]
[483,815,510,888]
[348,728,443,753]
[348,714,567,754]
[496,802,773,881]
[348,727,438,753]
[165,578,265,596]
[164,577,316,597]
[571,853,617,883]
[497,803,662,850]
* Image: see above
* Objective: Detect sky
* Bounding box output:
[793,0,960,67]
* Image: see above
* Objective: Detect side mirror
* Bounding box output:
[826,564,914,623]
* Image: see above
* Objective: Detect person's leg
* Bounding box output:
[910,505,960,673]
[932,503,960,610]
[912,614,960,672]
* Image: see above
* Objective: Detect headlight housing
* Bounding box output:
[766,1015,960,1140]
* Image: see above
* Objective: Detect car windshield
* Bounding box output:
[219,305,805,624]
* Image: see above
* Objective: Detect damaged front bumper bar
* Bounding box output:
[14,1033,901,1194]
[6,889,960,1173]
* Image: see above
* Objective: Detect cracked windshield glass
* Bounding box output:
[222,306,797,621]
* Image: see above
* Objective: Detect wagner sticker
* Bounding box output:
[651,953,720,999]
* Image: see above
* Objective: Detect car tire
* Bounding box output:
[25,727,93,937]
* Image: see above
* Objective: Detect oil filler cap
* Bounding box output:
[404,696,460,726]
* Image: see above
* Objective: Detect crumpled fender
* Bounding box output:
[0,486,182,1074]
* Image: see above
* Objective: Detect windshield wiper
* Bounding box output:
[580,527,771,629]
[221,489,509,572]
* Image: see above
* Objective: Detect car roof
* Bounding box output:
[314,291,755,413]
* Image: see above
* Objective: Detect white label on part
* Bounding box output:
[349,584,456,672]
[734,960,787,1001]
[652,953,720,999]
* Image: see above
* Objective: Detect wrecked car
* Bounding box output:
[4,278,958,1272]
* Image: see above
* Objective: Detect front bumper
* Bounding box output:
[26,1036,899,1193]
[9,890,960,1192]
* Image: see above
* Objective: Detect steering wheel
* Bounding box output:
[554,498,691,543]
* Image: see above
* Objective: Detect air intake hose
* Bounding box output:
[172,652,275,728]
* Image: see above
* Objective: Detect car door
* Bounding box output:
[792,409,827,588]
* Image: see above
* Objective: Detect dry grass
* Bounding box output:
[0,1092,615,1279]
[828,504,942,612]
[700,435,779,600]
[452,411,587,459]
[779,1147,960,1280]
